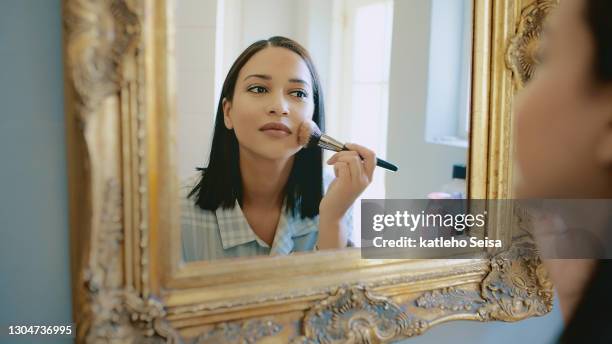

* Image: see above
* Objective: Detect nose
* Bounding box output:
[267,93,289,116]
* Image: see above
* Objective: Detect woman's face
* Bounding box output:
[514,0,612,198]
[223,47,315,162]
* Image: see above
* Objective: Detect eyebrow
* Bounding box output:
[243,74,311,88]
[289,78,311,88]
[243,74,271,81]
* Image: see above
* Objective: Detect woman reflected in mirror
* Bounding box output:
[181,36,375,262]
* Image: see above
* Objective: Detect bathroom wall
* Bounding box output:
[175,0,219,180]
[0,1,72,343]
[386,0,468,198]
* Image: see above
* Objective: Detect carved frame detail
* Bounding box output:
[506,0,559,89]
[64,0,555,342]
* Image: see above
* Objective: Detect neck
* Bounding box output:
[239,149,294,208]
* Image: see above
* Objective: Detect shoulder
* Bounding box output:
[179,172,211,219]
[181,172,202,190]
[180,172,217,249]
[180,172,203,198]
[561,261,612,342]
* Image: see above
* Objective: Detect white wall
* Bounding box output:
[385,0,467,198]
[240,0,299,45]
[175,0,219,180]
[425,0,472,142]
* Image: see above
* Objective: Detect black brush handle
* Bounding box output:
[340,147,398,172]
[376,157,398,172]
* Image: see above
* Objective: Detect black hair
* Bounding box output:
[188,36,325,219]
[585,0,612,82]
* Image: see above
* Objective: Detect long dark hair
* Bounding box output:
[188,36,325,219]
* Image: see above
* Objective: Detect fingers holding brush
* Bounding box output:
[332,161,350,180]
[327,143,376,182]
[328,151,359,183]
[346,143,376,180]
[326,143,376,189]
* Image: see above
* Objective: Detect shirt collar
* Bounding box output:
[216,199,318,254]
[216,200,269,249]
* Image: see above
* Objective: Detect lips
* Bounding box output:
[259,122,292,134]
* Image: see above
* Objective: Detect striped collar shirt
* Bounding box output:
[181,171,352,262]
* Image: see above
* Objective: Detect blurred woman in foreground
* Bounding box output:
[514,0,612,342]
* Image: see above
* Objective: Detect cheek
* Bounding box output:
[515,72,565,191]
[306,102,315,119]
[230,104,260,141]
[514,69,596,196]
[293,101,315,121]
[516,83,549,149]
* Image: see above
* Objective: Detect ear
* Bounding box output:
[595,86,612,165]
[222,98,233,130]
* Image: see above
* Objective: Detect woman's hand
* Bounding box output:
[319,143,376,222]
[317,143,375,249]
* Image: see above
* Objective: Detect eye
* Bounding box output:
[290,90,308,99]
[248,85,268,94]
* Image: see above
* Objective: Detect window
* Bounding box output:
[424,0,472,148]
[329,0,394,245]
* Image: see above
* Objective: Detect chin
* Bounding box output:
[237,139,295,160]
[514,172,545,198]
[514,184,533,198]
[253,146,300,161]
[268,150,300,161]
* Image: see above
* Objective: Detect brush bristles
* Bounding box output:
[298,120,322,148]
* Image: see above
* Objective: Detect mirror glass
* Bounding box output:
[173,0,474,262]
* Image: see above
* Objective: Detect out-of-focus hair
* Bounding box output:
[585,0,612,82]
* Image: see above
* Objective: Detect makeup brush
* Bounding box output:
[298,120,398,172]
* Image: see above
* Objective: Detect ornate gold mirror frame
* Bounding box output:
[63,0,557,342]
